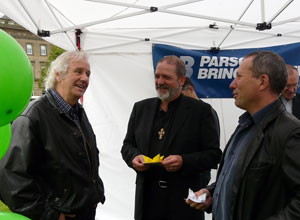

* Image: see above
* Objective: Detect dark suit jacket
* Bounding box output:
[292,93,300,119]
[121,95,222,220]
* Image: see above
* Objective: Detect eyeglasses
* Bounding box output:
[285,83,299,89]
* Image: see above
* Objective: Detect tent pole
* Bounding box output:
[150,39,209,50]
[90,0,257,28]
[87,31,142,41]
[267,0,294,25]
[260,0,266,22]
[84,40,143,52]
[151,27,207,41]
[220,100,227,143]
[273,16,300,26]
[17,0,41,31]
[222,35,277,49]
[160,0,204,9]
[85,35,210,52]
[44,0,78,51]
[217,0,254,48]
[47,1,76,26]
[159,8,256,28]
[86,0,202,10]
[86,26,208,50]
[51,0,202,35]
[50,10,147,35]
[51,0,255,35]
[86,0,149,10]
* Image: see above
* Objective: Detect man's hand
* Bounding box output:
[132,155,150,171]
[58,213,76,220]
[186,188,212,211]
[161,155,182,172]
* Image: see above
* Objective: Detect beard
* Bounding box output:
[156,83,181,102]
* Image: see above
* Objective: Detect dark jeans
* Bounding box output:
[65,206,96,220]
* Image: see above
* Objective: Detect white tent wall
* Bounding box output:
[1,0,300,220]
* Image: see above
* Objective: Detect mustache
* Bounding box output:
[156,84,169,90]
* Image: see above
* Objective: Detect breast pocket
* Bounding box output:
[246,162,273,184]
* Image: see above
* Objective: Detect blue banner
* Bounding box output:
[152,43,300,98]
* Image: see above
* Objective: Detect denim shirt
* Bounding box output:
[212,102,274,220]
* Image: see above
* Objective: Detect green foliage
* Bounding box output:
[0,200,11,212]
[38,45,65,91]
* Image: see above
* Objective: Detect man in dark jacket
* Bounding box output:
[187,51,300,220]
[0,51,105,220]
[121,55,222,220]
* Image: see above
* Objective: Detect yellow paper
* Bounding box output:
[143,154,164,163]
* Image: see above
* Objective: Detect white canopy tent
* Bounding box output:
[1,1,300,219]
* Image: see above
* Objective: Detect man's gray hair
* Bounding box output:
[245,51,287,95]
[44,51,89,90]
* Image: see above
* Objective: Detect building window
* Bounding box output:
[40,45,47,56]
[26,44,33,55]
[8,20,14,25]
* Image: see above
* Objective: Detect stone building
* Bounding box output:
[0,15,53,96]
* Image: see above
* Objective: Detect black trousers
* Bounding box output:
[142,181,206,220]
[142,170,210,220]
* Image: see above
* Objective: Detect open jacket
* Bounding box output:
[207,99,300,220]
[292,93,300,120]
[0,91,105,220]
[121,95,222,220]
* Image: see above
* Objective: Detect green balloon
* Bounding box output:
[0,212,30,220]
[0,29,33,126]
[0,123,11,160]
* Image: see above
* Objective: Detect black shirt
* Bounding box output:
[146,95,182,181]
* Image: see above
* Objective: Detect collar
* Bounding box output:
[239,100,277,127]
[48,89,79,115]
[279,95,293,103]
[158,94,182,111]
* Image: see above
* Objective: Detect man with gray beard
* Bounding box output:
[121,55,222,220]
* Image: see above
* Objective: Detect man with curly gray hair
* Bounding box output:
[0,51,105,220]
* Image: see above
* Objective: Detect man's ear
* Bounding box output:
[259,74,270,91]
[180,76,186,87]
[55,72,61,82]
[188,85,194,93]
